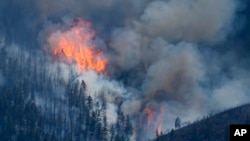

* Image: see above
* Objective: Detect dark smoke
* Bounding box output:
[1,0,250,140]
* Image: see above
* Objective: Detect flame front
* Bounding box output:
[49,18,107,73]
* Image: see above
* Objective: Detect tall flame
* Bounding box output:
[155,106,165,135]
[138,104,166,139]
[48,18,107,73]
[145,108,154,126]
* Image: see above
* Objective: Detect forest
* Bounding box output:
[0,45,133,141]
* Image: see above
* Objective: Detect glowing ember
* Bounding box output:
[48,18,107,73]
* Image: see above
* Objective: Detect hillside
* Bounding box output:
[156,104,250,141]
[1,0,250,141]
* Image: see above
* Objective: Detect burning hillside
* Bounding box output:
[1,0,250,141]
[48,18,107,73]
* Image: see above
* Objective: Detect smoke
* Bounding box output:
[142,42,205,103]
[209,67,250,111]
[211,79,249,110]
[0,36,6,88]
[139,0,237,43]
[77,71,128,124]
[46,62,73,84]
[110,28,142,70]
[0,71,4,87]
[1,0,250,140]
[37,0,117,20]
[42,19,132,125]
[0,35,5,49]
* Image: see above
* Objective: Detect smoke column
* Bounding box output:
[1,0,250,140]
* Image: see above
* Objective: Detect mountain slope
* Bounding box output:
[156,104,250,141]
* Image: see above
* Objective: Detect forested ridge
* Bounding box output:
[0,46,132,141]
[1,1,250,141]
[155,104,250,141]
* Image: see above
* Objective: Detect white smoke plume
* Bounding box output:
[76,71,130,124]
[1,0,249,140]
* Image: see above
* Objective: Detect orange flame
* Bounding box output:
[145,108,154,126]
[155,105,165,135]
[49,18,107,73]
[157,124,162,136]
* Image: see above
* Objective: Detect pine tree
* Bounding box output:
[102,115,108,141]
[124,115,133,141]
[169,129,175,141]
[175,117,181,129]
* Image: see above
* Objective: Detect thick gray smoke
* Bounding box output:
[110,28,142,70]
[139,0,237,43]
[1,0,250,140]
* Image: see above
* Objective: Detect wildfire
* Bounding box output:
[145,108,154,126]
[142,104,166,138]
[48,18,107,73]
[156,124,162,136]
[155,105,165,135]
